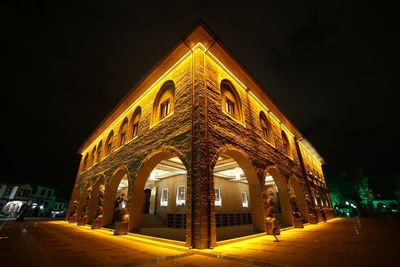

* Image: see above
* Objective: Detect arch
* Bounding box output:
[259,111,273,144]
[210,145,265,241]
[152,81,175,124]
[87,175,105,224]
[288,176,308,222]
[220,79,243,122]
[105,131,114,156]
[130,106,141,139]
[103,166,130,226]
[130,146,189,235]
[97,141,103,163]
[77,182,92,220]
[118,117,129,147]
[264,166,293,227]
[281,130,292,158]
[67,185,80,222]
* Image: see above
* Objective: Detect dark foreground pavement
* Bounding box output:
[0,216,399,267]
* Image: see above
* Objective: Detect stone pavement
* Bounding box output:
[0,216,399,267]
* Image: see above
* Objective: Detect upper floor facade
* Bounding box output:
[76,24,326,184]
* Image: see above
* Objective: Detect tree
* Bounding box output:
[327,171,356,207]
[353,168,374,208]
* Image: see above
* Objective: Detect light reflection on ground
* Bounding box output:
[0,216,399,266]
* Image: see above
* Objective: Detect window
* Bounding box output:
[107,142,112,155]
[176,185,185,206]
[120,132,126,146]
[132,123,139,138]
[220,80,242,122]
[47,191,52,197]
[91,146,96,165]
[215,188,222,207]
[281,130,292,158]
[225,98,235,115]
[160,188,168,207]
[18,190,24,197]
[41,189,46,196]
[83,154,89,170]
[259,111,273,144]
[241,192,249,208]
[97,141,102,162]
[119,118,129,147]
[153,81,175,125]
[131,106,141,138]
[105,131,114,156]
[4,186,12,195]
[160,99,170,119]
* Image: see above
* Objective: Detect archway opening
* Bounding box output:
[132,153,188,242]
[265,168,293,227]
[288,177,308,223]
[67,185,80,222]
[77,183,91,222]
[103,168,129,228]
[87,175,105,224]
[213,154,264,241]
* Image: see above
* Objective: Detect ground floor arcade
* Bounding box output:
[69,146,333,248]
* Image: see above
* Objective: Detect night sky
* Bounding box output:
[1,1,398,198]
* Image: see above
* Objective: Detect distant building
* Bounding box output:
[52,198,69,217]
[0,182,67,217]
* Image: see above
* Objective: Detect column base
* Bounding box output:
[293,218,304,228]
[68,214,77,223]
[77,216,87,226]
[91,217,103,229]
[114,221,129,235]
[308,214,318,224]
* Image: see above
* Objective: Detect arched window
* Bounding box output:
[153,81,175,124]
[97,141,103,162]
[91,146,96,165]
[118,118,129,147]
[105,131,114,156]
[220,80,242,122]
[259,111,273,143]
[131,106,141,138]
[281,130,292,158]
[82,154,89,171]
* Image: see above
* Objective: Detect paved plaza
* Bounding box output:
[0,216,399,266]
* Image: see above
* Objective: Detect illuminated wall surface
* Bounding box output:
[69,23,333,249]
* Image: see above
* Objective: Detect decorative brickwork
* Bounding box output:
[68,23,332,248]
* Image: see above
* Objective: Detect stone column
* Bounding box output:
[189,47,214,248]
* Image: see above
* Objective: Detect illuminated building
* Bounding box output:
[69,22,333,248]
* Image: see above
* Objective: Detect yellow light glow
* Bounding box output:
[81,48,194,155]
[299,142,323,165]
[191,42,207,51]
[50,221,188,251]
[206,50,248,90]
[80,41,322,166]
[269,111,281,124]
[249,91,269,112]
